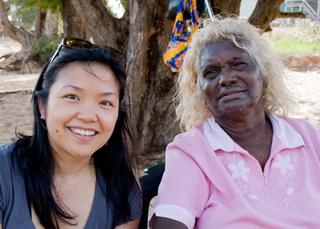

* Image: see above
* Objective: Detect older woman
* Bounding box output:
[151,18,320,229]
[0,38,141,229]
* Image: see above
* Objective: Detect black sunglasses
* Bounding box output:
[49,37,126,65]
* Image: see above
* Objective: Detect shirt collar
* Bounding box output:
[204,113,305,152]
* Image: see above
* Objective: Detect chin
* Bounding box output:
[216,104,254,119]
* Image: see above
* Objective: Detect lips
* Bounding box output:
[219,90,245,99]
[69,127,97,137]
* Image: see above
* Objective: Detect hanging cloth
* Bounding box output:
[166,0,214,21]
[163,0,201,72]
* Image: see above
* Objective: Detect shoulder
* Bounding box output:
[0,141,17,168]
[283,116,320,137]
[0,142,18,210]
[284,116,318,129]
[169,122,206,150]
[0,141,16,155]
[164,121,220,170]
[275,116,320,149]
[0,141,18,179]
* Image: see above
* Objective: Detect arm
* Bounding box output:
[149,140,210,229]
[115,217,140,229]
[152,216,187,229]
[0,224,2,229]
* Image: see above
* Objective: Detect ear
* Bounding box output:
[263,80,268,88]
[38,98,46,117]
[262,76,268,88]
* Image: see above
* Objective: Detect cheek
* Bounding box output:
[102,111,119,131]
[200,79,217,101]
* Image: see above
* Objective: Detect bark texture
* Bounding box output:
[61,0,86,38]
[249,0,305,32]
[34,7,46,39]
[43,10,59,38]
[70,0,119,47]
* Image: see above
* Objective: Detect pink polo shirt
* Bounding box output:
[150,114,320,229]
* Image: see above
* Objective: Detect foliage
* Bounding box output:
[103,0,125,18]
[5,0,35,30]
[4,0,61,30]
[33,35,61,63]
[11,0,61,13]
[264,22,320,53]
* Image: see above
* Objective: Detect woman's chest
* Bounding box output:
[199,148,320,228]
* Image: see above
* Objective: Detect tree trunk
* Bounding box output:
[212,0,242,16]
[70,0,120,47]
[71,0,180,153]
[61,0,86,39]
[125,0,180,153]
[43,10,59,38]
[0,0,34,73]
[249,0,305,32]
[34,7,46,39]
[0,0,33,48]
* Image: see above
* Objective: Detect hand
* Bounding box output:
[152,216,187,229]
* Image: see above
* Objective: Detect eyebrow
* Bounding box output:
[62,85,119,98]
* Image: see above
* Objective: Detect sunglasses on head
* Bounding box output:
[48,37,126,66]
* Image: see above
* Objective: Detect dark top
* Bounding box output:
[0,142,142,228]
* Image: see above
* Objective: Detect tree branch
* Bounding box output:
[70,0,120,47]
[0,0,33,47]
[278,12,306,18]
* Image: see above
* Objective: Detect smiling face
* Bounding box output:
[39,62,120,161]
[198,39,266,120]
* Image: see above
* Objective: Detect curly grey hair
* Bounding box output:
[175,16,296,131]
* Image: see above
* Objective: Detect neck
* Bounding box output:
[52,153,94,179]
[215,108,271,143]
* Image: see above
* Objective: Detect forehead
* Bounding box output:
[50,62,120,94]
[199,40,251,66]
[56,62,118,85]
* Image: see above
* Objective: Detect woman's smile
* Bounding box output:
[40,62,120,159]
[69,127,97,137]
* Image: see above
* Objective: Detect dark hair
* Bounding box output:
[13,46,140,228]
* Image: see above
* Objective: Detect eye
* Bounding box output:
[100,100,112,106]
[67,94,78,100]
[204,69,219,78]
[233,62,247,69]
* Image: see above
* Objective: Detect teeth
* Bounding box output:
[70,128,96,136]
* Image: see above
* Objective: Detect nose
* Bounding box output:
[218,67,237,87]
[76,100,98,122]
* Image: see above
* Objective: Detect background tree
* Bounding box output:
[0,0,305,155]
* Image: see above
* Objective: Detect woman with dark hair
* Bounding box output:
[0,38,142,229]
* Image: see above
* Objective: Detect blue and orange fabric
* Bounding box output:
[163,0,201,72]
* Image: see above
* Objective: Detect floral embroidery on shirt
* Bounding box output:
[249,194,259,200]
[228,161,250,181]
[272,155,294,175]
[286,187,294,196]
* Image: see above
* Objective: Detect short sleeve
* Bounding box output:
[127,183,143,220]
[150,141,210,229]
[114,181,142,227]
